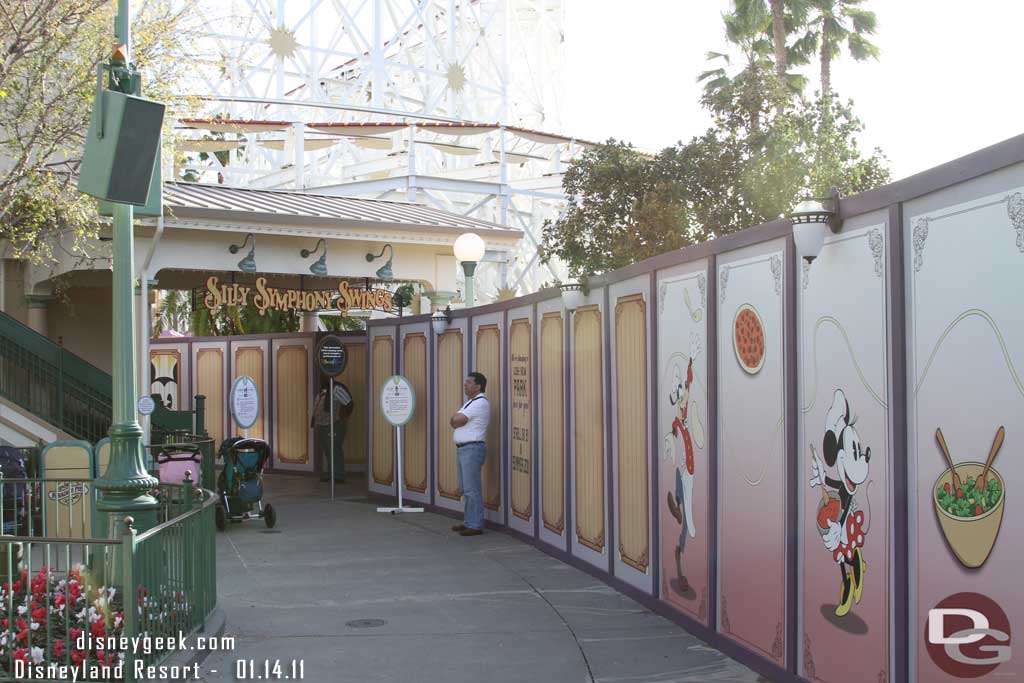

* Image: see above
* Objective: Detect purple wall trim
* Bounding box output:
[648,271,660,599]
[533,303,541,540]
[887,202,910,683]
[706,255,720,632]
[603,286,614,576]
[784,236,799,673]
[564,307,573,556]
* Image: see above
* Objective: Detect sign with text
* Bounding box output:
[380,375,415,427]
[316,335,348,378]
[230,375,260,430]
[204,276,394,317]
[137,396,156,416]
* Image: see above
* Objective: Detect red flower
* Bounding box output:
[32,606,47,622]
[12,581,21,594]
[91,620,105,639]
[16,619,26,631]
[70,650,86,666]
[67,581,81,602]
[12,648,27,664]
[16,629,28,644]
[54,639,65,657]
[69,627,83,644]
[54,594,65,608]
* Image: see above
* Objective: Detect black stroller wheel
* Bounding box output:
[215,505,228,532]
[264,503,276,529]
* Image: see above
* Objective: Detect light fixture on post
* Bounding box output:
[453,232,486,307]
[365,244,394,280]
[431,305,452,336]
[559,277,588,311]
[789,187,842,263]
[229,233,257,273]
[301,238,328,277]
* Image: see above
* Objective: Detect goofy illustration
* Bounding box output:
[665,336,701,594]
[810,389,871,618]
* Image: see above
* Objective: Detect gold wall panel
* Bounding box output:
[437,330,463,500]
[196,348,225,446]
[403,333,428,493]
[476,325,502,511]
[337,343,367,466]
[275,345,309,465]
[574,305,605,552]
[234,346,265,439]
[541,313,565,535]
[510,318,532,521]
[615,294,650,573]
[372,336,395,485]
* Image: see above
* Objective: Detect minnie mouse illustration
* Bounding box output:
[665,335,702,594]
[810,389,871,618]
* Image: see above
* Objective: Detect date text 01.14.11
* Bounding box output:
[234,659,305,679]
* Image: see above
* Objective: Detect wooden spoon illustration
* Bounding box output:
[935,428,962,492]
[979,426,1005,489]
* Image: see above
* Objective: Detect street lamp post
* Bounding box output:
[95,0,160,538]
[453,233,486,308]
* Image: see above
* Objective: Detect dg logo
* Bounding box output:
[926,592,1012,678]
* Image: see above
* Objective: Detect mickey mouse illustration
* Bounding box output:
[810,389,870,617]
[665,335,702,594]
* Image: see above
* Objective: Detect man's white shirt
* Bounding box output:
[453,394,490,444]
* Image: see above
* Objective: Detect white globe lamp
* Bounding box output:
[453,232,486,307]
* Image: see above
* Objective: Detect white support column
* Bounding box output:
[407,124,417,202]
[293,122,306,189]
[499,126,509,226]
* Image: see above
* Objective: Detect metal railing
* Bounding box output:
[0,477,217,681]
[0,313,112,443]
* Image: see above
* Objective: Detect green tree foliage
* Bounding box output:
[804,0,880,100]
[0,0,196,265]
[542,1,888,277]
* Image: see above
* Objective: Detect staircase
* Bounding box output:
[0,311,112,443]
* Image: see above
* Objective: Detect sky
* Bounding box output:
[560,1,1024,182]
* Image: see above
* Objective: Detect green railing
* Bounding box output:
[0,312,112,443]
[0,477,217,681]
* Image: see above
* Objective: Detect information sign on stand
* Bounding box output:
[377,375,423,514]
[316,335,348,500]
[230,375,260,433]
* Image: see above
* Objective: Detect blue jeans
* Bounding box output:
[457,443,487,529]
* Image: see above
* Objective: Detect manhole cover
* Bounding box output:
[346,619,387,629]
[260,530,282,534]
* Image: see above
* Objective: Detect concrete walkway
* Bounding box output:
[198,474,766,683]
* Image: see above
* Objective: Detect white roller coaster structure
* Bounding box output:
[171,0,587,299]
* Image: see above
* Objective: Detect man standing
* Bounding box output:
[450,372,490,536]
[312,383,354,483]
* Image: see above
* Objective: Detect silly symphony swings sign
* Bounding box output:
[203,276,394,316]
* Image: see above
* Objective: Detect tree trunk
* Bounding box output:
[820,39,832,101]
[770,0,788,88]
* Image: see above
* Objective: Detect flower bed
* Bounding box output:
[0,565,194,680]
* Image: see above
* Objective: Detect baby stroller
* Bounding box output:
[215,437,276,531]
[153,443,203,486]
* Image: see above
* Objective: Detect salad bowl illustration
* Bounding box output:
[933,427,1005,569]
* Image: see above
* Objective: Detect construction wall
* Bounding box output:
[366,136,1024,683]
[151,331,367,474]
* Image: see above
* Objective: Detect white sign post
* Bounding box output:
[377,375,423,514]
[230,375,260,437]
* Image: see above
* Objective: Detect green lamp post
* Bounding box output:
[91,0,161,538]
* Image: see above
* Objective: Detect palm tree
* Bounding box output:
[805,0,879,99]
[153,290,191,336]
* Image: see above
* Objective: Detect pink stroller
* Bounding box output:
[155,443,203,485]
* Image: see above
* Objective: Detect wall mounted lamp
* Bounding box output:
[228,233,257,273]
[301,238,328,277]
[559,278,589,311]
[789,187,842,263]
[431,305,452,335]
[365,243,394,280]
